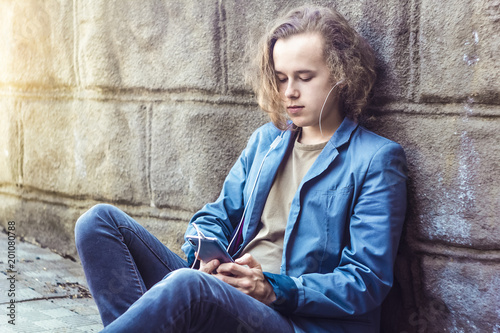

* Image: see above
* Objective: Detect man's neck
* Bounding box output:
[299,117,344,145]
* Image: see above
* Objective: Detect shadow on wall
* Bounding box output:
[369,115,452,333]
[380,195,451,333]
[1,194,80,258]
[380,183,421,333]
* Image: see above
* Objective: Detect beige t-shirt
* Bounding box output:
[242,135,327,273]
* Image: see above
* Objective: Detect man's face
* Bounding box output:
[273,32,341,138]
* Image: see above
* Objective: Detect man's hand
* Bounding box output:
[212,253,277,305]
[197,254,221,274]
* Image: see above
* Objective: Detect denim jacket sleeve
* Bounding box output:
[264,141,407,317]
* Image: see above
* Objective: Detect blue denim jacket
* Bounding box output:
[182,117,407,332]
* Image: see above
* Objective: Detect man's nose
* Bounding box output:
[285,81,299,99]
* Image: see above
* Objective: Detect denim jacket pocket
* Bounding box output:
[317,185,354,272]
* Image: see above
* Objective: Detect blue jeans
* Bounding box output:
[75,204,294,332]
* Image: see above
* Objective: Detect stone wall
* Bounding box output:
[0,0,498,331]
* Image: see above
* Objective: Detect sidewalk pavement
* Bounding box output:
[0,231,103,332]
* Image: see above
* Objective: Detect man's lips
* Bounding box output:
[287,105,304,114]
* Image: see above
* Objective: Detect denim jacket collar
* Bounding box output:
[327,117,358,149]
[240,117,358,252]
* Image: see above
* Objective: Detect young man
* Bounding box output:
[75,6,407,332]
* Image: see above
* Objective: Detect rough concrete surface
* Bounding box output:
[0,232,102,332]
[419,0,500,103]
[0,1,499,332]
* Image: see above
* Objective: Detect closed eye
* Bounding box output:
[300,77,312,82]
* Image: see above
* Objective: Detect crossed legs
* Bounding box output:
[75,204,293,332]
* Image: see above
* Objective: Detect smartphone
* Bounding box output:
[187,236,234,263]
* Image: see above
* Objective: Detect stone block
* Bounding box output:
[415,255,500,332]
[0,195,81,256]
[76,0,221,91]
[0,0,75,88]
[150,101,267,212]
[0,196,188,258]
[370,112,500,249]
[132,216,187,257]
[224,0,411,101]
[21,99,149,204]
[0,98,21,184]
[419,0,500,104]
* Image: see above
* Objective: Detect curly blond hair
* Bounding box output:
[247,5,376,130]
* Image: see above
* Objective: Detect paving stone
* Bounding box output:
[34,318,70,330]
[0,232,103,332]
[15,308,51,322]
[75,324,103,332]
[0,324,16,333]
[40,308,77,319]
[58,313,100,326]
[14,287,44,302]
[5,316,43,333]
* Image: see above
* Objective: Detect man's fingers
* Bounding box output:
[214,273,239,286]
[235,253,261,269]
[216,254,262,276]
[213,257,276,304]
[216,262,246,276]
[199,258,220,274]
[214,270,252,291]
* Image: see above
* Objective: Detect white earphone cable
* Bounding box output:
[190,223,203,269]
[226,130,286,252]
[319,80,344,138]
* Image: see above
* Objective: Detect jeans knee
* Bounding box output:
[161,268,212,297]
[75,204,117,245]
[167,267,203,281]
